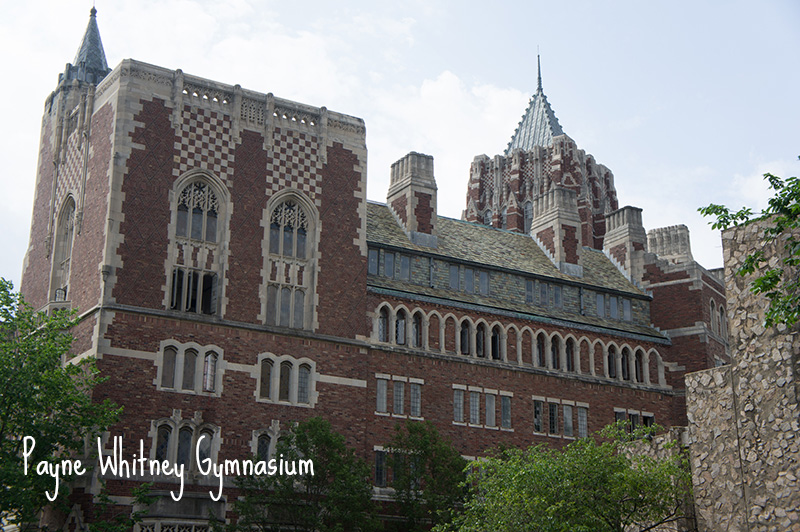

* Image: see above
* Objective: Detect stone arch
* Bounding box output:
[549,332,563,370]
[474,319,490,358]
[394,304,412,346]
[506,324,520,363]
[519,326,535,366]
[427,310,442,352]
[592,339,605,376]
[458,317,474,356]
[577,336,592,374]
[489,323,504,360]
[535,330,548,368]
[410,308,425,349]
[634,347,646,383]
[443,314,458,354]
[606,342,620,379]
[563,334,578,373]
[620,345,633,381]
[647,348,666,386]
[373,302,393,342]
[710,299,717,334]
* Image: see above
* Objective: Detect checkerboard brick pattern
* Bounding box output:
[56,132,84,205]
[267,127,321,202]
[174,105,234,183]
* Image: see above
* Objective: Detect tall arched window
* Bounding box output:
[298,364,311,404]
[396,310,407,345]
[52,198,76,301]
[501,207,508,229]
[483,210,492,226]
[266,198,314,330]
[523,201,533,233]
[719,306,726,338]
[203,352,218,392]
[537,333,546,367]
[196,429,213,470]
[161,346,177,388]
[257,434,271,461]
[177,427,193,466]
[378,308,389,342]
[608,346,617,379]
[491,326,501,360]
[155,426,171,461]
[710,300,717,334]
[177,181,218,242]
[565,338,575,372]
[279,361,292,402]
[260,359,273,399]
[476,324,487,357]
[621,348,631,381]
[182,349,197,390]
[170,180,222,315]
[412,313,423,348]
[460,322,470,355]
[551,336,561,370]
[634,351,644,383]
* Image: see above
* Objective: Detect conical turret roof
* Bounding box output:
[505,56,564,154]
[61,7,111,84]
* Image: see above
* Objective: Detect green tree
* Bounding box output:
[0,279,120,529]
[386,420,468,532]
[700,161,800,327]
[221,417,377,532]
[439,423,692,532]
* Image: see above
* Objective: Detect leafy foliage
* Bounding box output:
[386,421,468,531]
[0,279,120,528]
[438,423,692,532]
[699,161,800,327]
[88,482,155,532]
[220,417,377,532]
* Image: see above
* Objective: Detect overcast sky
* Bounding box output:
[1,0,798,291]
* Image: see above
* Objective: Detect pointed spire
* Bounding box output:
[62,7,111,84]
[504,55,564,155]
[537,54,542,92]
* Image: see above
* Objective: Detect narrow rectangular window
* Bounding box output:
[410,383,421,417]
[610,297,619,319]
[393,381,404,415]
[201,273,217,315]
[615,410,626,424]
[623,299,632,321]
[470,391,480,424]
[368,249,379,275]
[533,400,543,432]
[384,252,395,278]
[375,451,386,487]
[540,282,548,306]
[501,396,511,428]
[643,414,655,428]
[629,413,639,430]
[525,280,533,304]
[479,271,489,295]
[596,293,605,318]
[485,394,496,427]
[578,407,588,438]
[161,347,176,388]
[453,389,464,422]
[549,403,559,434]
[449,265,459,290]
[464,268,474,294]
[376,379,388,413]
[399,255,411,281]
[182,350,197,390]
[563,405,573,437]
[554,285,562,308]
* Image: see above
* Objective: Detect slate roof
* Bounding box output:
[366,202,665,340]
[505,56,564,154]
[64,7,111,84]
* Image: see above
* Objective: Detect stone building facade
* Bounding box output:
[686,222,800,531]
[20,10,729,528]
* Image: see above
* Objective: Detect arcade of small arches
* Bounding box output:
[372,302,666,387]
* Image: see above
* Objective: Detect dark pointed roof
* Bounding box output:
[61,7,111,84]
[505,56,564,154]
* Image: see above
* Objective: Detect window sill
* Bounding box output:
[452,421,467,426]
[375,411,390,417]
[500,427,514,432]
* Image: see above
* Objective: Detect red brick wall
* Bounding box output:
[609,243,626,266]
[537,227,555,255]
[112,98,175,308]
[316,143,367,338]
[70,103,114,314]
[21,117,56,309]
[413,191,432,234]
[391,194,407,225]
[562,224,579,264]
[225,129,268,323]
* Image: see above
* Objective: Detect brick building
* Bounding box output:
[21,9,728,528]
